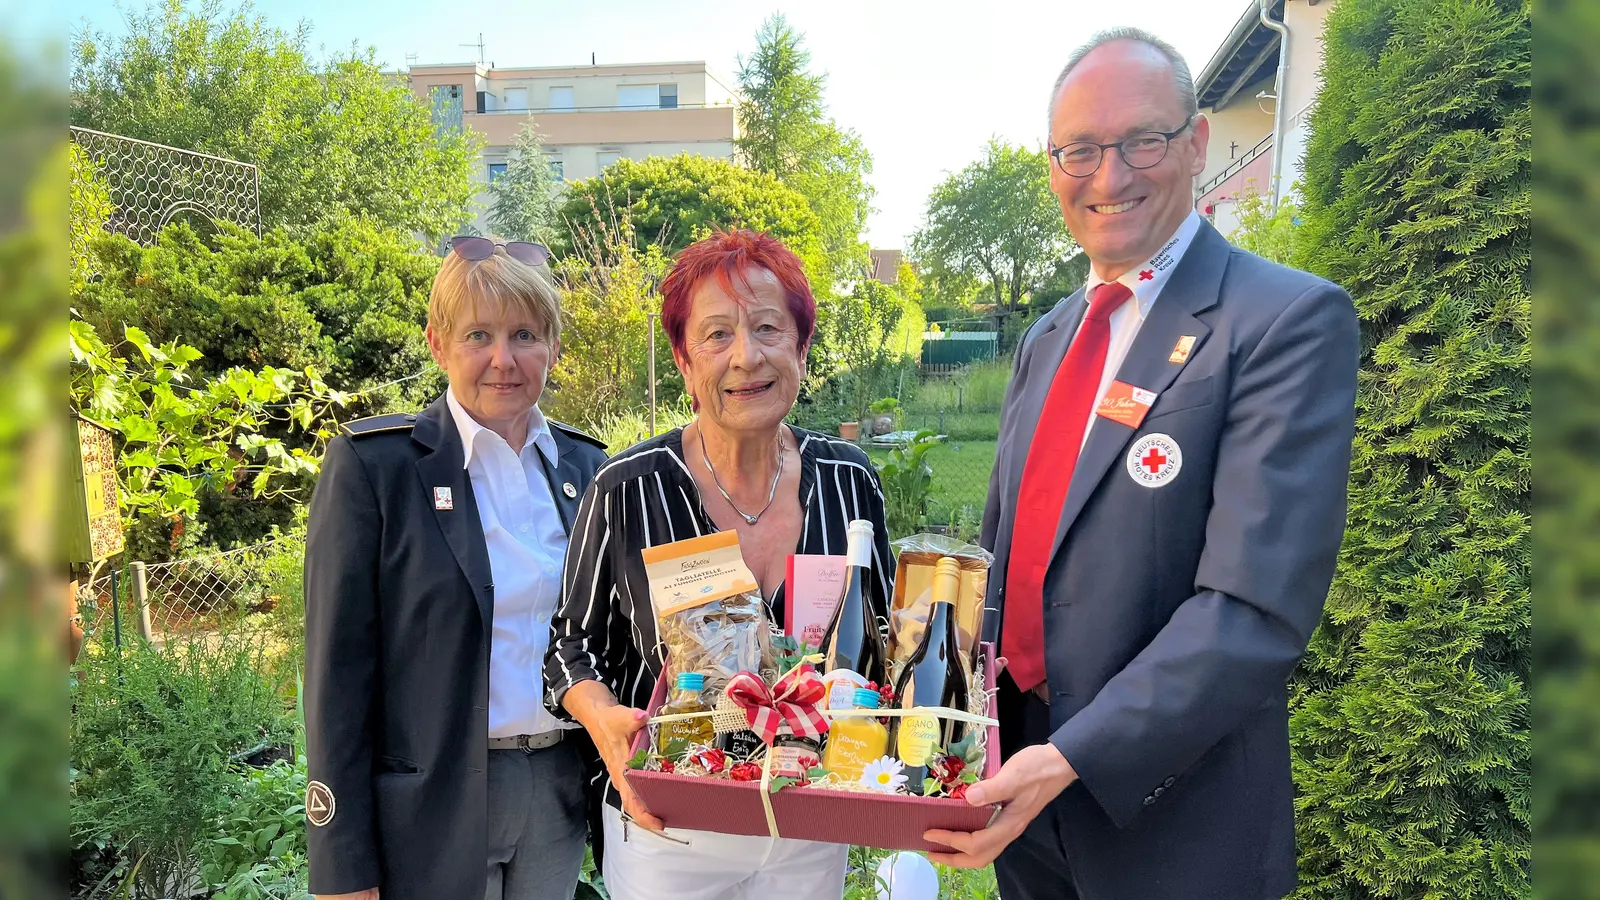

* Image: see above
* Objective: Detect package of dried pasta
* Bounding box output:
[642,531,776,700]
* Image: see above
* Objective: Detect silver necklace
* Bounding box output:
[697,425,785,525]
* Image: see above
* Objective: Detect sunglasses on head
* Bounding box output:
[449,235,551,267]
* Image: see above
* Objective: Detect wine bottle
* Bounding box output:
[817,519,884,701]
[891,556,969,795]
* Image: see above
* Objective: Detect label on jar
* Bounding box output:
[822,669,868,710]
[896,714,940,767]
[771,743,820,780]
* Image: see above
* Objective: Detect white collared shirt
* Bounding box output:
[445,389,572,737]
[1072,210,1204,447]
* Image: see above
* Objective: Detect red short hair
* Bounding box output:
[660,230,817,359]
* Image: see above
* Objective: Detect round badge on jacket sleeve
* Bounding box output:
[563,482,578,498]
[306,780,336,827]
[1126,433,1182,487]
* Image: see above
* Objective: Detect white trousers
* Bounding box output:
[601,805,849,900]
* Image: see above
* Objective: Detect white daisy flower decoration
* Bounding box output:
[860,756,907,793]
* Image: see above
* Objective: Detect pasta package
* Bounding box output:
[888,534,993,679]
[643,531,775,698]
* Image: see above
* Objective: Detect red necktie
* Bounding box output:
[1002,282,1132,694]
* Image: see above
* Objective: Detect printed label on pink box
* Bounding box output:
[785,554,848,649]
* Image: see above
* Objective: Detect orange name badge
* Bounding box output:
[1095,381,1159,429]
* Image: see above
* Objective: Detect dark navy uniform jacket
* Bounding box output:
[302,392,608,899]
[982,221,1358,900]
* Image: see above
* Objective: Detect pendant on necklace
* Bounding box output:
[741,512,759,525]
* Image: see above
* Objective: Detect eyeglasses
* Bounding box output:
[449,235,552,267]
[1049,115,1195,178]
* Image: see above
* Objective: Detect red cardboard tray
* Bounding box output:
[624,643,1001,852]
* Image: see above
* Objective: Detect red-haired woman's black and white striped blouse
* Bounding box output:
[543,425,893,810]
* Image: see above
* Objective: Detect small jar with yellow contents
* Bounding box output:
[820,687,889,784]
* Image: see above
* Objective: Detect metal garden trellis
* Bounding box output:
[69,125,262,249]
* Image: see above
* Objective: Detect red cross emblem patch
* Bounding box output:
[1125,433,1182,487]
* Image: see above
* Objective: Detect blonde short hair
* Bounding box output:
[428,246,563,345]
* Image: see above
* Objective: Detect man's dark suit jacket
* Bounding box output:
[981,220,1358,899]
[302,393,608,899]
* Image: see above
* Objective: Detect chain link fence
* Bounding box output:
[77,536,304,648]
[857,356,1012,543]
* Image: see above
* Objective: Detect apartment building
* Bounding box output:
[405,59,741,232]
[1192,0,1336,234]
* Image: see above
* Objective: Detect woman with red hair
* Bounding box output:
[544,230,893,898]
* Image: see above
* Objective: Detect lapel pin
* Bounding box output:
[433,486,454,510]
[563,482,578,499]
[1169,335,1197,364]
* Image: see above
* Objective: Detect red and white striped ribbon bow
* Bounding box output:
[725,668,830,746]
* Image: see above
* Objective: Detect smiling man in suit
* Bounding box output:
[924,28,1358,900]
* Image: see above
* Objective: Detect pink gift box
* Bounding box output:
[624,643,1002,852]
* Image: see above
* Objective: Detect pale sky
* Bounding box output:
[63,0,1247,249]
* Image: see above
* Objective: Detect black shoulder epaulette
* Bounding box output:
[549,420,608,451]
[339,412,417,438]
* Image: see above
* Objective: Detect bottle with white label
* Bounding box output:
[890,556,969,794]
[817,519,884,705]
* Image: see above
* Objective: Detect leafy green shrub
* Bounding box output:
[72,216,446,550]
[558,154,824,280]
[545,211,675,429]
[76,218,444,414]
[873,431,939,540]
[71,637,293,898]
[1226,179,1301,266]
[200,759,310,900]
[591,400,696,456]
[1288,0,1530,897]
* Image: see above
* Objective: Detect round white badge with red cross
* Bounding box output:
[1126,433,1182,487]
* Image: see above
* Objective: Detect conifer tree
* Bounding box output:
[488,122,562,245]
[1289,0,1530,897]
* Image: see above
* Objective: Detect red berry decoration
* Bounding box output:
[690,747,728,774]
[878,683,895,705]
[939,755,965,784]
[659,758,676,774]
[729,762,762,782]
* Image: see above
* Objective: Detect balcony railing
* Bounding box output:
[1195,132,1272,198]
[471,102,731,115]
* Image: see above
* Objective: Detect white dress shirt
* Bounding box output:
[446,389,572,738]
[1072,210,1204,447]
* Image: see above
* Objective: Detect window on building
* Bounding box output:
[548,86,575,110]
[616,84,658,109]
[596,150,622,171]
[547,158,565,181]
[504,87,528,111]
[488,163,508,183]
[659,83,679,109]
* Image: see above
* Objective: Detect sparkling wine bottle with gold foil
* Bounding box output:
[890,556,968,794]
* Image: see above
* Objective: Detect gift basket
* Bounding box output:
[622,525,1001,852]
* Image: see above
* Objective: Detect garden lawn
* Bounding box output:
[867,439,998,525]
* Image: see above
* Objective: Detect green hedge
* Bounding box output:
[1289,0,1531,897]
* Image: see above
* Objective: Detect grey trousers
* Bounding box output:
[486,743,587,900]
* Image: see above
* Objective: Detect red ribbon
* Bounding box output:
[725,668,830,746]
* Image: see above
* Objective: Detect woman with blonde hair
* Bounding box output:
[303,237,609,900]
